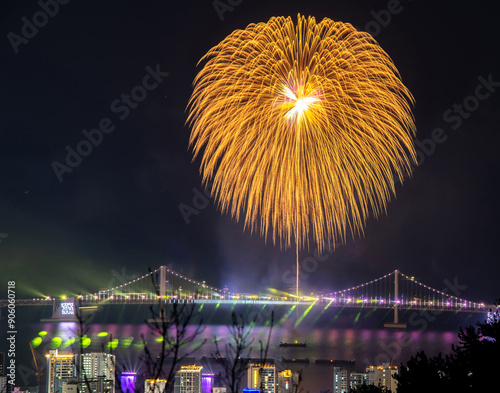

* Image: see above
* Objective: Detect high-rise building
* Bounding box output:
[247,364,275,393]
[12,386,39,393]
[62,379,78,393]
[79,353,115,381]
[47,351,116,393]
[349,372,368,391]
[1,375,9,393]
[0,352,5,375]
[46,350,76,393]
[145,379,167,393]
[0,352,12,393]
[333,367,348,393]
[77,353,115,393]
[174,365,202,393]
[277,370,299,393]
[366,363,398,392]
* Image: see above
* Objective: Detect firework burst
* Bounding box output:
[187,14,416,257]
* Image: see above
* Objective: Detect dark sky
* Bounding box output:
[1,0,499,304]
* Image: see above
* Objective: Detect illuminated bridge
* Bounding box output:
[0,267,493,327]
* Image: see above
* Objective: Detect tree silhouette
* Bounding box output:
[396,300,500,393]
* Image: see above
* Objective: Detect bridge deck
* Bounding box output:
[0,298,492,313]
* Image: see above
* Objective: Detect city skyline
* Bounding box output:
[1,1,499,392]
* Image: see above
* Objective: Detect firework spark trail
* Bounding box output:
[187,14,416,299]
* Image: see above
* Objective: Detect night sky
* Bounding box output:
[1,0,499,305]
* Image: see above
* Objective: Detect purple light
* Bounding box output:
[119,372,137,393]
[201,374,214,393]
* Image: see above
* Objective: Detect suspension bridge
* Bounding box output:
[0,267,492,327]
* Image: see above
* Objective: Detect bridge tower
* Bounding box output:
[147,265,168,324]
[384,269,407,328]
[159,265,166,299]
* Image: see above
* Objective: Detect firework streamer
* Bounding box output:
[187,14,416,303]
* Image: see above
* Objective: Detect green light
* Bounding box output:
[38,331,48,337]
[51,337,62,348]
[80,336,91,348]
[198,304,204,312]
[294,301,316,328]
[61,338,75,349]
[155,336,164,342]
[312,300,334,324]
[278,305,297,326]
[215,302,220,309]
[121,337,134,348]
[354,310,361,323]
[97,332,108,337]
[133,342,146,350]
[107,339,119,350]
[66,337,75,346]
[334,305,347,320]
[31,337,42,348]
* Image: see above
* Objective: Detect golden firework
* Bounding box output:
[187,14,416,256]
